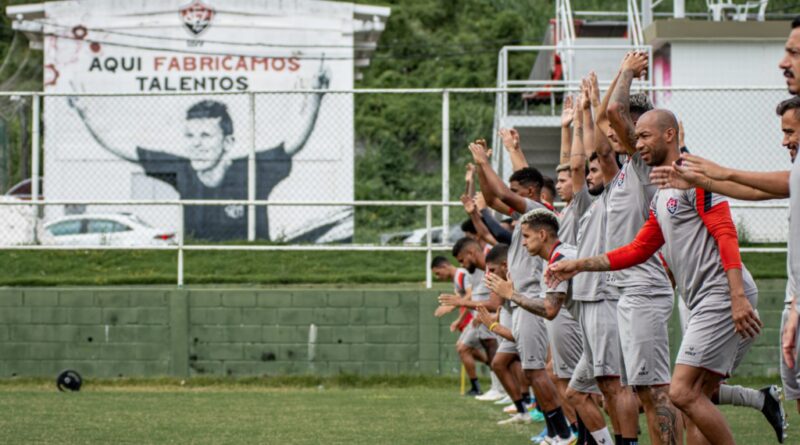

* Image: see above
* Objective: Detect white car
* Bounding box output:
[41,213,177,247]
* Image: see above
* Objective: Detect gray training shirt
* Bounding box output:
[604,152,672,294]
[469,267,490,315]
[573,185,613,302]
[508,198,548,299]
[790,156,800,303]
[559,188,592,246]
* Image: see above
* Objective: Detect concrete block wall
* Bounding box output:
[0,280,788,378]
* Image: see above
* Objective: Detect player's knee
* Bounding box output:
[456,343,469,354]
[668,382,696,410]
[564,387,586,407]
[490,357,504,374]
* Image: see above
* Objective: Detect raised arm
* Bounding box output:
[559,96,575,166]
[461,194,498,246]
[682,153,790,198]
[498,128,529,172]
[546,211,665,286]
[479,208,512,245]
[588,71,621,183]
[68,97,138,162]
[469,142,528,214]
[465,163,476,198]
[650,164,787,201]
[284,64,329,156]
[570,91,587,193]
[607,52,649,156]
[438,288,503,312]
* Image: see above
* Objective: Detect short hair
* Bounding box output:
[555,163,570,174]
[630,93,654,117]
[431,256,450,269]
[777,97,800,119]
[520,208,560,235]
[187,100,234,136]
[589,152,599,163]
[452,237,479,257]
[793,16,800,28]
[509,167,544,189]
[542,176,556,196]
[460,219,477,235]
[485,244,509,264]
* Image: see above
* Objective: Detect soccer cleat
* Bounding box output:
[466,388,483,396]
[495,395,512,405]
[530,427,548,444]
[476,388,506,402]
[760,385,787,443]
[498,412,532,425]
[503,403,522,414]
[539,435,578,445]
[529,408,545,422]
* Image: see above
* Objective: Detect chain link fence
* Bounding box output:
[0,87,791,257]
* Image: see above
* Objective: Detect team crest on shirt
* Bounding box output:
[666,197,679,215]
[616,172,625,188]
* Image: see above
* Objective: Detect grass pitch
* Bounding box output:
[0,378,794,444]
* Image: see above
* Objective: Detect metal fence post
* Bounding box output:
[441,90,450,243]
[31,93,40,243]
[247,92,256,241]
[425,204,432,289]
[178,203,184,287]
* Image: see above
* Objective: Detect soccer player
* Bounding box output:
[485,209,607,444]
[439,238,502,396]
[467,144,575,444]
[595,52,683,445]
[649,98,800,440]
[542,176,557,209]
[548,109,762,445]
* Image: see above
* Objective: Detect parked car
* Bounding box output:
[41,213,177,246]
[380,225,464,246]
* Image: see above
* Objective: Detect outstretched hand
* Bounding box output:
[484,272,514,299]
[649,163,695,190]
[438,293,465,307]
[460,194,476,214]
[588,71,601,109]
[621,51,648,79]
[475,193,488,211]
[498,128,521,152]
[545,260,581,288]
[679,153,729,181]
[468,142,490,165]
[476,305,499,328]
[561,95,575,128]
[434,304,455,318]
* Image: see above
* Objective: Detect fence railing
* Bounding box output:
[0,86,793,288]
[0,198,787,288]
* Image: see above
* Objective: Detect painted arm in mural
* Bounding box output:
[282,61,330,157]
[67,96,138,162]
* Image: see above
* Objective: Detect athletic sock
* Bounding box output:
[570,422,579,435]
[575,416,586,444]
[716,384,765,409]
[615,434,623,445]
[521,391,532,405]
[622,438,638,445]
[544,407,572,439]
[513,399,527,414]
[470,378,480,392]
[543,414,556,438]
[489,372,504,394]
[590,427,613,445]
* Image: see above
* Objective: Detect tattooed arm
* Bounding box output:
[505,291,565,320]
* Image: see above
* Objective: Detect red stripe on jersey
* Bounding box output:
[695,188,742,271]
[606,211,666,270]
[455,270,466,291]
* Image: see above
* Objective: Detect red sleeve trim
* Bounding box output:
[696,188,742,271]
[606,211,665,270]
[456,271,465,291]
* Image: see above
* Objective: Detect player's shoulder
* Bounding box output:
[552,242,577,262]
[256,143,290,161]
[136,147,186,163]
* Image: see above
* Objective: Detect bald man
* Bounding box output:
[548,109,762,445]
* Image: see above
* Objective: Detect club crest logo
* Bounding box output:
[616,172,625,188]
[666,197,679,215]
[179,0,215,37]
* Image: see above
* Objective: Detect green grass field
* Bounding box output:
[0,250,785,286]
[0,377,794,444]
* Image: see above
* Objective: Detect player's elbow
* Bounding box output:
[544,305,560,320]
